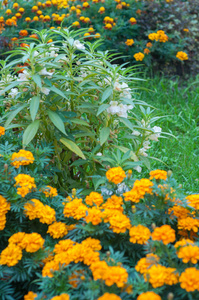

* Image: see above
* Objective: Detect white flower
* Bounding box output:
[17,70,30,82]
[73,40,85,50]
[148,126,162,141]
[9,88,18,98]
[101,187,113,196]
[107,101,120,115]
[41,87,50,95]
[139,140,151,157]
[132,130,141,136]
[134,165,142,173]
[116,182,128,193]
[96,152,102,156]
[39,68,54,77]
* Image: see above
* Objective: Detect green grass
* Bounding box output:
[139,75,199,193]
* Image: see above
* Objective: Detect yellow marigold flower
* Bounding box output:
[90,260,109,280]
[134,52,145,61]
[104,23,112,30]
[79,16,85,22]
[148,33,158,41]
[177,245,199,264]
[18,7,24,13]
[137,292,161,300]
[0,244,22,266]
[31,6,38,12]
[33,16,39,21]
[19,29,28,37]
[85,207,103,225]
[125,39,134,46]
[0,126,5,137]
[106,166,126,184]
[144,48,150,55]
[186,194,199,210]
[42,186,58,197]
[54,239,76,254]
[98,7,105,14]
[123,189,140,203]
[147,264,178,288]
[63,198,87,220]
[8,232,26,248]
[83,248,100,266]
[183,28,189,32]
[6,9,12,15]
[24,291,38,300]
[150,169,167,180]
[24,199,44,220]
[146,42,152,48]
[85,192,103,206]
[50,294,70,300]
[83,2,90,8]
[47,222,68,239]
[135,253,159,274]
[21,233,45,253]
[178,217,199,232]
[125,178,153,201]
[102,195,123,211]
[176,51,188,61]
[179,267,199,292]
[152,225,175,245]
[13,2,19,9]
[0,195,10,215]
[174,238,194,250]
[129,225,151,244]
[0,215,6,231]
[104,265,128,287]
[25,17,31,22]
[156,30,168,42]
[98,293,121,300]
[11,149,34,168]
[81,237,102,251]
[42,259,60,277]
[129,17,137,25]
[72,21,80,27]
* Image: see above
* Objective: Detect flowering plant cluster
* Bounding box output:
[0,0,195,74]
[0,28,168,191]
[0,133,199,300]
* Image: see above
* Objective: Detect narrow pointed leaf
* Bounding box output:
[23,120,40,146]
[60,138,86,159]
[47,110,67,135]
[97,104,109,116]
[32,74,42,88]
[30,96,40,121]
[100,127,110,145]
[4,104,27,128]
[101,87,112,103]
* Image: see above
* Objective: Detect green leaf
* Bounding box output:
[0,81,21,96]
[32,74,42,88]
[47,110,67,135]
[97,104,110,116]
[60,138,86,160]
[100,127,110,145]
[48,85,67,99]
[119,117,135,131]
[70,119,90,126]
[101,86,112,103]
[30,96,40,121]
[92,176,106,190]
[113,145,137,161]
[4,104,27,129]
[23,120,40,146]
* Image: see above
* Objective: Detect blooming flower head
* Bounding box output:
[47,222,68,239]
[137,292,161,300]
[11,149,34,168]
[176,51,188,61]
[135,253,159,275]
[42,186,58,197]
[178,217,199,232]
[97,293,121,300]
[129,225,151,244]
[85,207,103,225]
[179,268,199,292]
[21,233,45,253]
[177,245,199,264]
[134,52,144,61]
[186,194,199,210]
[0,126,5,137]
[129,17,137,25]
[14,174,36,197]
[149,169,167,180]
[50,294,70,300]
[147,264,178,288]
[107,210,131,233]
[0,244,22,266]
[63,198,87,220]
[106,167,126,184]
[85,192,104,207]
[125,39,134,46]
[148,33,158,41]
[24,291,38,300]
[151,225,176,245]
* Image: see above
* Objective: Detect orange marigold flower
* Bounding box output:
[147,264,178,288]
[24,291,38,300]
[106,167,126,184]
[5,18,17,26]
[150,169,167,180]
[186,194,199,210]
[0,126,5,136]
[42,186,58,197]
[134,52,144,61]
[63,198,87,220]
[108,211,131,233]
[98,293,121,300]
[125,39,134,46]
[177,245,199,264]
[176,51,188,61]
[11,149,34,168]
[174,238,194,251]
[129,225,151,244]
[14,174,36,197]
[85,192,103,207]
[168,205,191,220]
[135,253,159,274]
[0,244,22,267]
[47,222,68,239]
[183,28,189,32]
[143,48,150,55]
[42,259,60,277]
[178,217,199,232]
[104,265,128,287]
[81,237,102,251]
[8,232,26,248]
[102,195,123,211]
[39,205,56,225]
[152,225,175,245]
[85,207,103,225]
[179,267,199,292]
[24,199,44,220]
[50,294,70,300]
[156,30,168,42]
[137,292,161,300]
[146,42,152,48]
[19,30,28,37]
[54,239,76,254]
[21,233,45,253]
[148,33,158,41]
